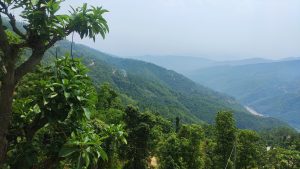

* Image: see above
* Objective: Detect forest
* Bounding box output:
[0,0,300,169]
[3,56,300,168]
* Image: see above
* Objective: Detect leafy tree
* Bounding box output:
[97,83,121,110]
[266,147,300,169]
[95,83,124,125]
[259,127,298,148]
[59,124,108,169]
[93,122,127,169]
[158,133,183,169]
[158,124,204,169]
[122,106,151,169]
[0,0,109,162]
[202,139,218,169]
[178,124,204,169]
[215,111,237,169]
[121,106,170,169]
[236,130,263,169]
[148,113,172,156]
[5,57,112,169]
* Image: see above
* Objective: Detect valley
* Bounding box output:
[134,54,300,130]
[163,58,300,130]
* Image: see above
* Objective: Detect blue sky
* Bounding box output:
[60,0,300,60]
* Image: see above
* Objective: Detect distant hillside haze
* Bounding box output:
[42,41,290,130]
[188,60,300,130]
[134,56,216,75]
[134,55,276,75]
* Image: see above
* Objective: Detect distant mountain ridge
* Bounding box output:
[42,41,290,130]
[133,55,278,75]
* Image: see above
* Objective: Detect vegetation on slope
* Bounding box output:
[42,41,290,130]
[3,57,300,169]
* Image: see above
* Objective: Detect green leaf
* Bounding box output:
[31,0,39,5]
[122,137,127,144]
[83,152,90,167]
[33,104,41,113]
[62,79,69,85]
[49,92,58,98]
[77,152,83,169]
[98,148,108,161]
[43,98,48,106]
[59,146,78,158]
[77,96,83,101]
[64,91,70,99]
[71,66,77,72]
[83,107,91,120]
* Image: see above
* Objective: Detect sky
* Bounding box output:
[60,0,300,60]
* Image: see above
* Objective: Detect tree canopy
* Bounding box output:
[0,0,109,164]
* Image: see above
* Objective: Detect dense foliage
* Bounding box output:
[6,57,123,168]
[3,56,299,169]
[0,0,109,164]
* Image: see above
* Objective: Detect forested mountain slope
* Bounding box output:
[188,60,300,129]
[43,41,290,130]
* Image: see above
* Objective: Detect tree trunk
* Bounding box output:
[0,48,44,165]
[0,60,15,164]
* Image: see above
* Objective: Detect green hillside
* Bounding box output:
[188,61,300,130]
[43,41,289,130]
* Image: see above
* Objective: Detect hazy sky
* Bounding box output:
[61,0,300,60]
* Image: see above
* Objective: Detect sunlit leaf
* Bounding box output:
[83,107,91,120]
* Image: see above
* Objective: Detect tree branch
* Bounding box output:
[0,1,7,11]
[0,1,26,39]
[46,35,63,49]
[25,114,48,141]
[0,15,9,54]
[14,48,45,83]
[7,14,26,39]
[14,28,73,83]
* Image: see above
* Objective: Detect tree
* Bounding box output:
[215,111,237,169]
[123,106,151,169]
[0,0,109,163]
[236,130,262,169]
[97,83,120,110]
[158,133,183,169]
[266,147,300,169]
[202,139,218,169]
[6,57,109,168]
[158,124,204,169]
[178,124,204,169]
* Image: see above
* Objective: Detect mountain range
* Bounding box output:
[134,55,276,75]
[188,60,300,130]
[133,54,300,130]
[42,41,290,130]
